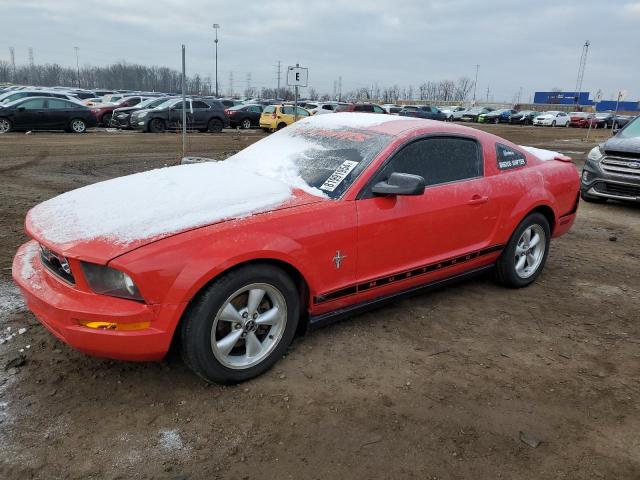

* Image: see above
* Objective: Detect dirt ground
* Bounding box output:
[0,124,639,479]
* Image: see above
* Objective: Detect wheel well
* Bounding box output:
[170,259,311,352]
[527,205,556,233]
[277,122,287,129]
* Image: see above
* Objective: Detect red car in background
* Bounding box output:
[13,114,579,384]
[569,112,592,127]
[91,95,150,126]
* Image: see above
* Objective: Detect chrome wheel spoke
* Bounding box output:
[247,288,266,316]
[515,255,527,272]
[216,329,243,357]
[523,228,532,244]
[529,233,541,248]
[526,253,536,267]
[219,303,243,323]
[245,332,262,358]
[255,306,282,326]
[515,244,526,256]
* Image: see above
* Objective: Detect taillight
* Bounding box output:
[271,112,277,119]
[224,109,230,115]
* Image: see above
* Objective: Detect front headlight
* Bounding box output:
[587,145,603,162]
[137,111,148,118]
[81,262,143,301]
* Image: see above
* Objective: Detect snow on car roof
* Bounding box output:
[299,112,414,129]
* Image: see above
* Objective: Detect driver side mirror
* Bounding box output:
[612,126,620,136]
[372,172,425,196]
[16,106,25,112]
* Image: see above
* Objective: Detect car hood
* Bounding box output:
[602,136,640,155]
[113,106,139,114]
[536,114,553,119]
[25,162,325,264]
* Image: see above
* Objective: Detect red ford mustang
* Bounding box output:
[12,113,579,383]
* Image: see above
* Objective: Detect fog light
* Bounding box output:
[581,170,590,183]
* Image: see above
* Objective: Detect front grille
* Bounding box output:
[594,182,640,198]
[40,246,75,284]
[601,156,640,178]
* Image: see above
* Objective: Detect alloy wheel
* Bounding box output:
[242,119,251,129]
[0,118,11,133]
[71,119,86,133]
[210,283,287,370]
[514,224,546,279]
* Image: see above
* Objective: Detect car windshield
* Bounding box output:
[227,122,394,199]
[467,107,483,114]
[137,97,166,108]
[151,99,179,110]
[618,116,640,138]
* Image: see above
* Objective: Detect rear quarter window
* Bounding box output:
[496,144,527,170]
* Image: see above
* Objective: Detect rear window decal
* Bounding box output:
[496,143,526,170]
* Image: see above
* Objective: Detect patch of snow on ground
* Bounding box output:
[29,161,293,245]
[520,145,562,161]
[159,429,186,450]
[0,280,24,318]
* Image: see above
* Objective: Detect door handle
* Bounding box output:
[467,195,489,205]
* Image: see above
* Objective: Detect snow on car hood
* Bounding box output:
[27,161,305,253]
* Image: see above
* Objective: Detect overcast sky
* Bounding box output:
[1,0,638,101]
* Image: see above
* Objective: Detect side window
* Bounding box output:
[20,99,47,109]
[373,105,385,113]
[296,107,310,116]
[249,106,262,113]
[431,106,439,113]
[354,105,373,112]
[496,144,526,170]
[322,104,334,111]
[47,99,72,109]
[191,101,210,109]
[128,97,141,106]
[282,106,295,115]
[376,137,483,189]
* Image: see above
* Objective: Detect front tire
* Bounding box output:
[180,264,300,384]
[149,118,166,133]
[101,113,112,127]
[0,117,12,134]
[494,213,550,288]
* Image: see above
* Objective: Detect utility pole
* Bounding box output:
[472,64,479,104]
[213,24,220,97]
[333,80,337,100]
[28,47,34,84]
[9,47,15,82]
[228,71,233,97]
[573,40,590,107]
[245,72,251,97]
[485,85,490,103]
[74,46,80,88]
[338,76,342,102]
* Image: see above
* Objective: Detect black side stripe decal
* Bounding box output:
[313,244,505,305]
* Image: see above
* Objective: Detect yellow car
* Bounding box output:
[259,104,311,132]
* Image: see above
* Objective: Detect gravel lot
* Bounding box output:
[0,125,638,479]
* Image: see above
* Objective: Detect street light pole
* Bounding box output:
[213,23,220,97]
[74,46,80,88]
[472,64,479,104]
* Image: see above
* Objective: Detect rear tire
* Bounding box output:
[0,117,12,134]
[207,118,223,133]
[276,122,287,131]
[241,118,252,129]
[494,213,550,288]
[69,118,87,134]
[180,264,300,384]
[149,118,166,133]
[101,113,112,127]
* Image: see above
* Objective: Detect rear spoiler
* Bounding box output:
[554,154,572,162]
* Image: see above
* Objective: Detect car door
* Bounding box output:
[46,98,76,128]
[280,106,296,124]
[372,105,386,114]
[355,135,498,290]
[191,100,211,128]
[12,98,49,129]
[248,105,262,124]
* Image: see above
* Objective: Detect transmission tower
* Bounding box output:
[573,40,590,106]
[246,72,251,96]
[28,47,34,67]
[228,71,233,97]
[275,60,281,98]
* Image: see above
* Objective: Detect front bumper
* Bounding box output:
[111,114,132,128]
[12,241,184,361]
[581,157,640,203]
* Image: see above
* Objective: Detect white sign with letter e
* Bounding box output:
[287,66,308,87]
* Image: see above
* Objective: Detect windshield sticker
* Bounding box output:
[320,160,359,192]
